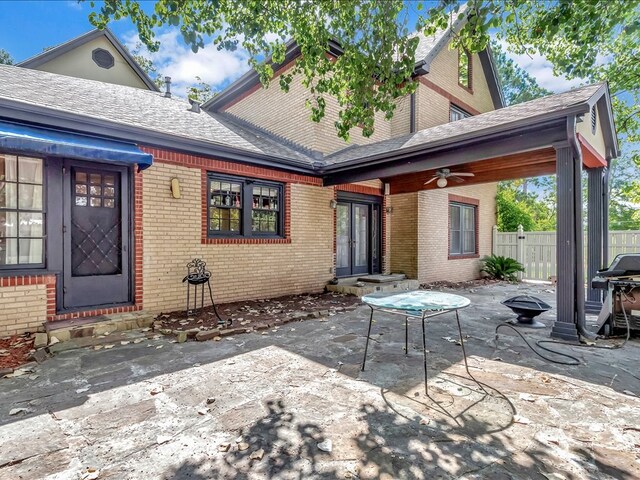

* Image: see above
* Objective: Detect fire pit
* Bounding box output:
[501,295,551,329]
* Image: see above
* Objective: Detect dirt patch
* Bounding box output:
[0,334,34,370]
[420,279,508,290]
[154,292,361,335]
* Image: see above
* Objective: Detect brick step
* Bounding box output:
[326,279,420,296]
[45,310,155,343]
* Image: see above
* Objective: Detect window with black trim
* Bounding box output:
[207,173,283,237]
[449,202,476,255]
[458,49,472,89]
[450,104,472,122]
[0,154,45,267]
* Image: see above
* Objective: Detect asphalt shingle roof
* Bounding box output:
[324,83,602,166]
[0,65,315,166]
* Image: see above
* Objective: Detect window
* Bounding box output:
[458,49,472,89]
[450,104,472,122]
[0,154,45,267]
[449,203,476,256]
[207,174,283,237]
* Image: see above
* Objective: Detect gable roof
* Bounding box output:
[206,14,504,112]
[0,65,316,171]
[16,28,160,92]
[323,83,615,169]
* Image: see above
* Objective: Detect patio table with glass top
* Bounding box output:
[360,290,486,395]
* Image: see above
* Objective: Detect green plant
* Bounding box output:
[480,255,525,282]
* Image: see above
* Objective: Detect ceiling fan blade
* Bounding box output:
[450,176,465,183]
[423,177,438,185]
[449,172,475,177]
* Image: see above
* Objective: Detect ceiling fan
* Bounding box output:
[424,169,475,188]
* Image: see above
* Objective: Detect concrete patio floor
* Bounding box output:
[1,283,639,479]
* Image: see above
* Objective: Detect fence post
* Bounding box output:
[516,224,525,280]
[492,225,498,256]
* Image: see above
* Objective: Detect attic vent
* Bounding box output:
[92,48,115,69]
[590,105,597,134]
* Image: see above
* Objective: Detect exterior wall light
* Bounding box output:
[170,178,181,199]
[385,206,393,214]
[436,177,448,188]
[329,199,338,209]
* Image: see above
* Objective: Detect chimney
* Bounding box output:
[188,98,201,113]
[164,76,172,98]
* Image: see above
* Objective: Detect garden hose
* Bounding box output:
[494,291,631,366]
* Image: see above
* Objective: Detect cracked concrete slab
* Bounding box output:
[1,283,639,479]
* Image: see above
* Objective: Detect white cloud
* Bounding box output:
[123,29,252,98]
[66,1,83,11]
[497,40,584,93]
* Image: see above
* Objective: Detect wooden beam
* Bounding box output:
[386,148,556,194]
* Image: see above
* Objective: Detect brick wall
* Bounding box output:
[141,154,335,314]
[0,276,54,335]
[388,192,419,278]
[417,183,497,283]
[425,44,496,114]
[225,70,392,155]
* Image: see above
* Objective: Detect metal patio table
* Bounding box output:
[360,290,486,395]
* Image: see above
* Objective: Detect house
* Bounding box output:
[0,23,617,343]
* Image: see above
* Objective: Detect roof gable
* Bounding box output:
[17,28,159,92]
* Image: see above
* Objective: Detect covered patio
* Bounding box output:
[323,83,618,341]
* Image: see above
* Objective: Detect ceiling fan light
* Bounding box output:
[436,177,448,188]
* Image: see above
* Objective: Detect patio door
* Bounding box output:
[336,196,381,277]
[62,161,130,310]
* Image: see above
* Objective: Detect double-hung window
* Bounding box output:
[207,173,283,238]
[449,202,476,256]
[0,154,45,267]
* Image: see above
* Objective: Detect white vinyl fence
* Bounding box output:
[492,226,640,281]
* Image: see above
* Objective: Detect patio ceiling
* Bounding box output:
[386,147,557,194]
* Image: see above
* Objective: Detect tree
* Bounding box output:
[85,0,640,142]
[187,76,216,103]
[129,42,164,89]
[490,41,551,106]
[0,49,13,65]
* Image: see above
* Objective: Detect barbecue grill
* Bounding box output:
[591,254,640,336]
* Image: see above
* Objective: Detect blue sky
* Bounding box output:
[0,0,582,98]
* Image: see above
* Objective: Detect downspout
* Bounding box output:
[409,92,416,133]
[566,115,595,340]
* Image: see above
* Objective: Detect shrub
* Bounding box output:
[480,255,525,282]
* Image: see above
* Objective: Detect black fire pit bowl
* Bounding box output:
[501,295,551,329]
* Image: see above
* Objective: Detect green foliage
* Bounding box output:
[0,49,13,65]
[86,0,422,141]
[496,180,556,232]
[490,41,551,106]
[187,76,216,103]
[480,254,525,282]
[84,0,640,145]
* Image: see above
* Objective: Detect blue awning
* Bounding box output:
[0,121,153,169]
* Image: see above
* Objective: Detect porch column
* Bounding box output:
[551,144,583,341]
[585,167,606,313]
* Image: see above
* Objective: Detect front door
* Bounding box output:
[62,161,130,309]
[336,200,380,277]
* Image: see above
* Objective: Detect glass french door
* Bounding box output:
[336,201,379,277]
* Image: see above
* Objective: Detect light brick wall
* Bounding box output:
[0,284,47,335]
[225,71,391,155]
[415,83,452,130]
[390,95,412,137]
[426,44,496,114]
[141,160,335,314]
[388,192,419,278]
[417,183,497,283]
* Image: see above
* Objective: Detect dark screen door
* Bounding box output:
[62,162,130,309]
